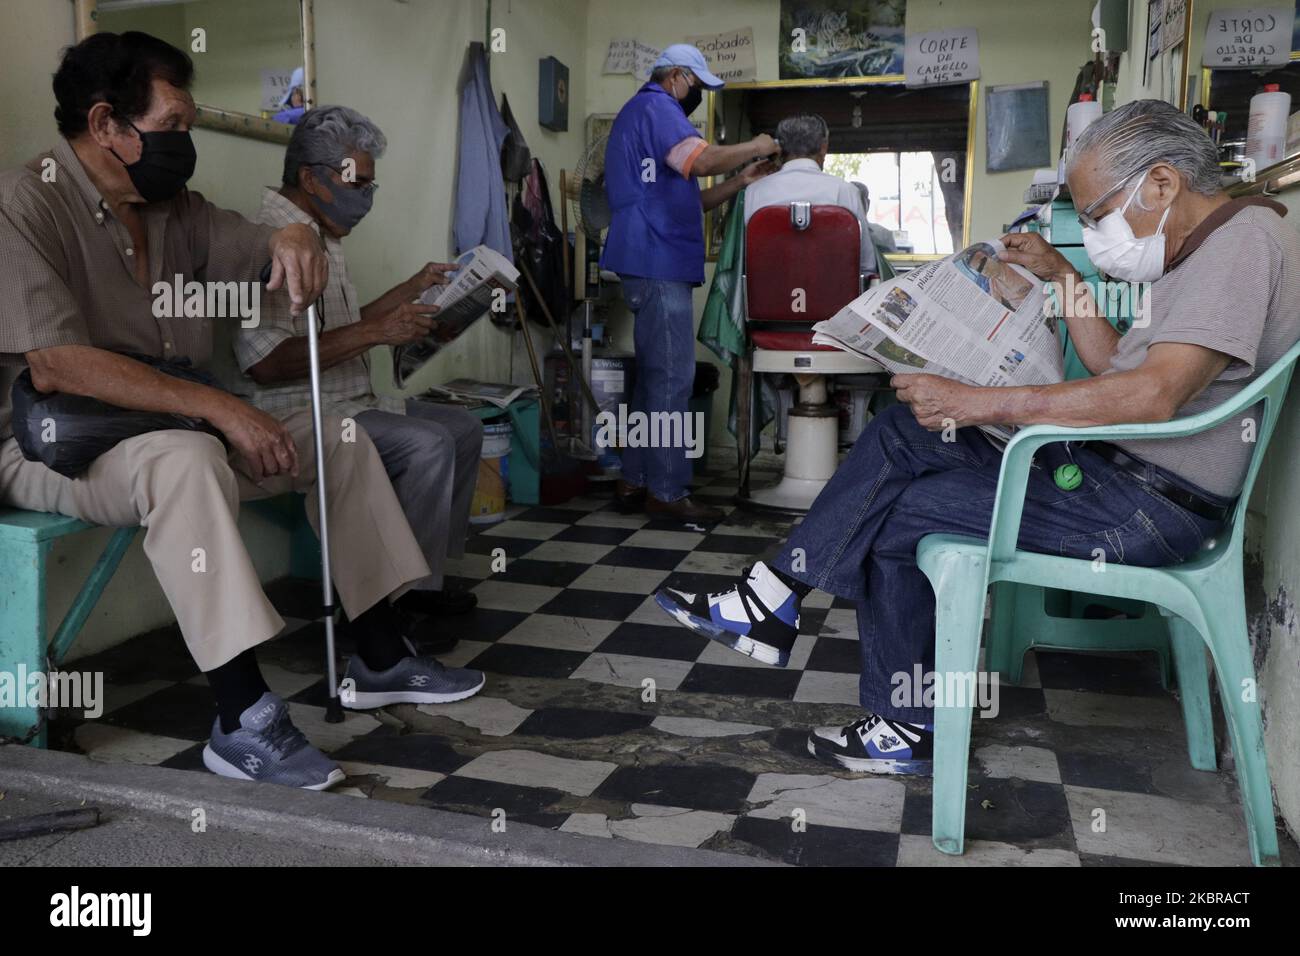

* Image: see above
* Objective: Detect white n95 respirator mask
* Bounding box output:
[1082,169,1171,283]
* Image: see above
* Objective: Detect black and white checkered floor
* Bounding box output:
[47,461,1297,866]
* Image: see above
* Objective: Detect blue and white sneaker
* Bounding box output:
[340,654,486,709]
[202,692,345,791]
[807,714,934,775]
[654,562,801,666]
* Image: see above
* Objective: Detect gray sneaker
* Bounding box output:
[340,654,485,708]
[202,692,345,791]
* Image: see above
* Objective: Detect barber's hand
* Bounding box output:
[738,159,777,186]
[365,300,439,346]
[266,223,329,316]
[998,232,1078,285]
[892,374,984,431]
[750,133,779,158]
[215,398,300,483]
[409,261,458,295]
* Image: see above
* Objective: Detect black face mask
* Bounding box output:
[110,119,197,202]
[677,76,703,117]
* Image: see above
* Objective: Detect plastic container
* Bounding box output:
[1245,84,1291,172]
[470,418,512,524]
[1065,93,1103,158]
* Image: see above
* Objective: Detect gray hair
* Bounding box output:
[1067,98,1222,201]
[650,65,692,84]
[777,113,829,160]
[282,105,387,188]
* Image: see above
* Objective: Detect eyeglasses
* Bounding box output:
[1076,169,1143,229]
[312,163,378,197]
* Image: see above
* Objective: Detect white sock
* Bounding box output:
[746,561,796,612]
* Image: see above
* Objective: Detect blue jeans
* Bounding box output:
[619,275,696,502]
[772,404,1229,723]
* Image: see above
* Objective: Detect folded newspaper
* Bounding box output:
[811,239,1064,443]
[392,245,520,388]
[420,378,537,410]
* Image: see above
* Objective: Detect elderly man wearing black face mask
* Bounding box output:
[231,106,487,707]
[0,32,447,791]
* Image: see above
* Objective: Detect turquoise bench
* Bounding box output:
[0,512,138,747]
[0,494,315,746]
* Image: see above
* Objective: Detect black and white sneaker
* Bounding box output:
[654,562,800,666]
[807,714,934,775]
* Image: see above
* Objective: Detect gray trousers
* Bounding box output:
[356,400,482,591]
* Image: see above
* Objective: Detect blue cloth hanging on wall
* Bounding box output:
[453,41,513,262]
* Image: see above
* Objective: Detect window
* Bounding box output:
[825,151,955,254]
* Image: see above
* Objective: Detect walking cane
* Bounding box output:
[262,263,343,723]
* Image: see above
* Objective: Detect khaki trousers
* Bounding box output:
[0,410,431,671]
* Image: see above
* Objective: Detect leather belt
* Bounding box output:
[1084,442,1233,523]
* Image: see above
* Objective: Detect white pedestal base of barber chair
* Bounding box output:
[748,412,840,511]
[743,347,884,515]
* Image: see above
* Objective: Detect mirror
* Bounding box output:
[1192,4,1300,195]
[1200,54,1300,189]
[81,0,312,143]
[706,77,976,266]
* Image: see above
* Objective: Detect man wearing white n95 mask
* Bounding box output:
[653,99,1300,774]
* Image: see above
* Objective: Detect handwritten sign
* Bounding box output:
[685,27,757,83]
[260,68,294,111]
[1161,0,1188,52]
[603,39,662,80]
[1202,7,1292,68]
[904,28,979,88]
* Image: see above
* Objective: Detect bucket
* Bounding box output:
[470,418,512,524]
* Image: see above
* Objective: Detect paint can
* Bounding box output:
[470,418,512,524]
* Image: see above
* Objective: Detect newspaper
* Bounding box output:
[392,245,520,387]
[811,239,1064,443]
[420,378,536,410]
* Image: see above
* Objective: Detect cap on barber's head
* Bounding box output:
[279,66,305,107]
[653,44,724,89]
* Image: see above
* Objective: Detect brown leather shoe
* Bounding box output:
[615,479,648,512]
[645,494,724,524]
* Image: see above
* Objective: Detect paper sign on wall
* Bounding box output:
[603,39,662,80]
[260,68,294,111]
[684,27,757,83]
[1161,0,1188,52]
[904,28,980,88]
[1202,7,1293,68]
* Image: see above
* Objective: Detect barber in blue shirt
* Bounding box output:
[603,44,778,522]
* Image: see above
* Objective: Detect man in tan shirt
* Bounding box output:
[0,32,480,790]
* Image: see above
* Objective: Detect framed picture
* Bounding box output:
[985,81,1050,172]
[778,0,907,79]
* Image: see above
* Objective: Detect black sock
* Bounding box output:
[770,565,814,599]
[351,601,409,672]
[206,649,270,734]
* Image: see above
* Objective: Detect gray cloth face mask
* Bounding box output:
[307,164,374,230]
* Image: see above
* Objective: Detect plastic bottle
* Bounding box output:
[1245,84,1291,171]
[1065,93,1103,156]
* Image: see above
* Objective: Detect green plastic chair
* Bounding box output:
[916,338,1300,867]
